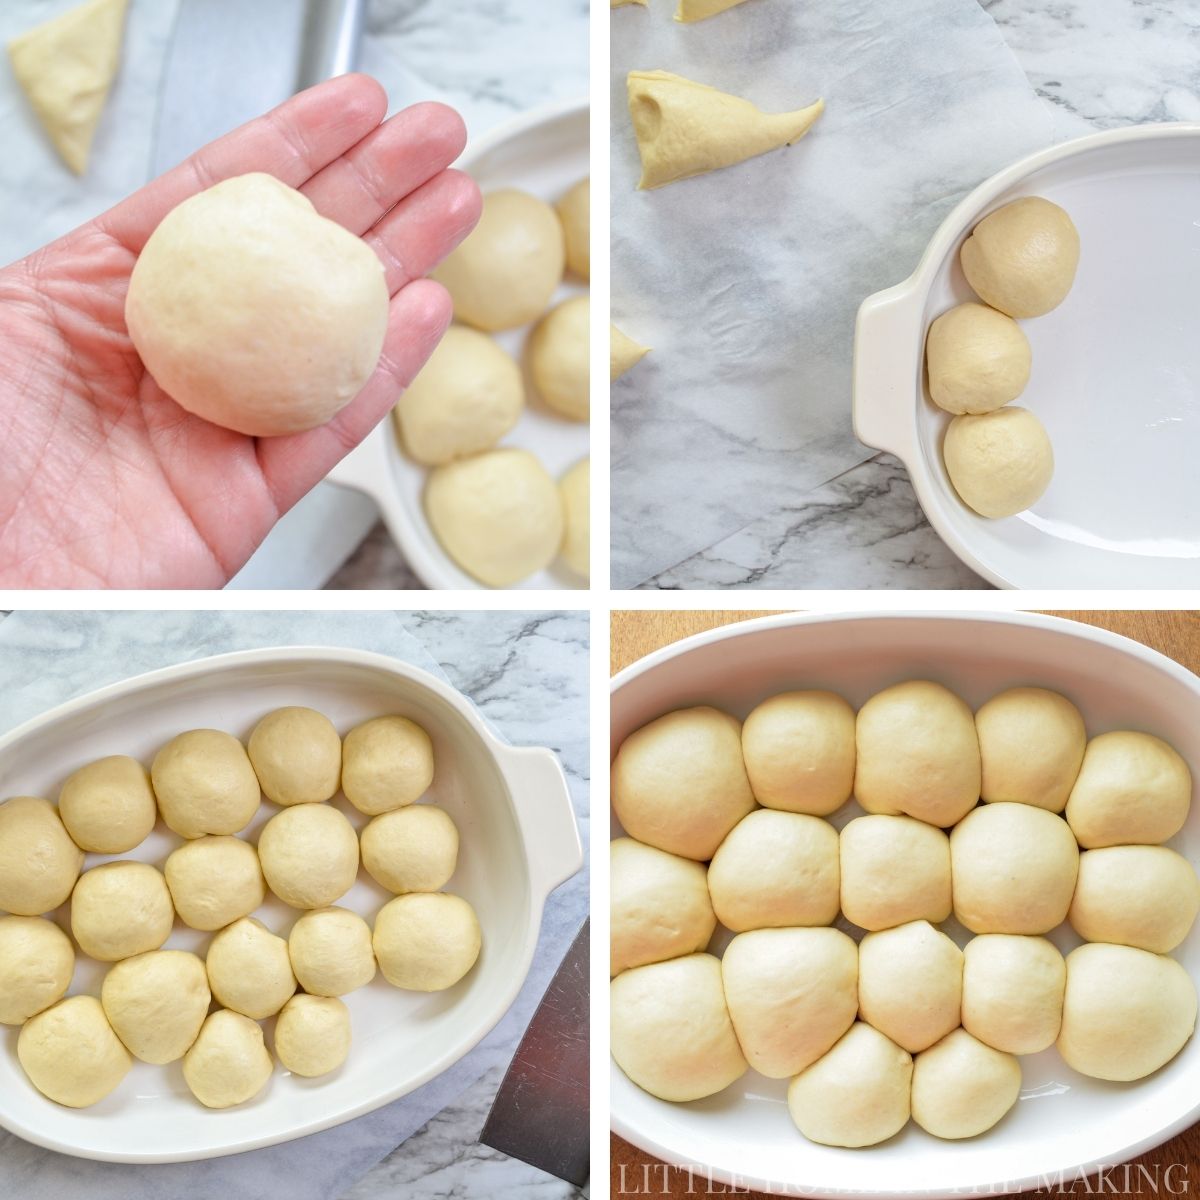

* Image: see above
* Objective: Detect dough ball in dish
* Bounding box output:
[100,949,210,1064]
[1057,943,1197,1082]
[610,953,746,1102]
[287,906,376,996]
[58,755,156,853]
[926,302,1032,415]
[610,322,650,381]
[360,805,459,895]
[274,994,351,1078]
[342,715,434,816]
[70,861,174,962]
[150,729,260,839]
[559,458,590,581]
[183,1009,273,1109]
[707,810,839,932]
[611,705,755,861]
[961,934,1065,1055]
[839,814,951,932]
[373,892,482,991]
[18,995,131,1108]
[0,915,74,1025]
[0,796,83,916]
[557,177,589,279]
[164,834,265,932]
[257,802,359,909]
[125,172,388,437]
[911,1028,1021,1140]
[528,295,589,421]
[722,927,858,1078]
[944,406,1054,519]
[206,917,297,1019]
[247,706,341,806]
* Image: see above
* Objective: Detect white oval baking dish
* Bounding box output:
[611,611,1200,1198]
[0,646,582,1163]
[854,123,1200,589]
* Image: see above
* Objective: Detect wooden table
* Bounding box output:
[610,609,1200,1199]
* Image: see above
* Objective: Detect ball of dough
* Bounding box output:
[610,953,747,1102]
[610,836,715,976]
[100,949,210,1064]
[559,458,589,580]
[950,803,1078,934]
[183,1009,274,1109]
[858,920,963,1053]
[1065,730,1192,849]
[164,834,266,932]
[944,405,1053,519]
[740,690,855,815]
[247,706,341,806]
[274,994,351,1078]
[0,796,82,916]
[961,934,1065,1054]
[287,906,376,996]
[432,188,564,331]
[151,729,261,839]
[372,892,482,991]
[787,1023,912,1148]
[926,302,1032,415]
[425,448,565,588]
[557,177,589,279]
[1058,943,1197,1081]
[206,916,296,1019]
[70,862,174,962]
[612,706,756,861]
[960,195,1080,318]
[707,810,839,932]
[58,755,156,853]
[911,1028,1021,1140]
[257,803,359,909]
[342,715,434,816]
[360,804,459,895]
[839,814,951,932]
[18,995,131,1108]
[976,686,1086,812]
[855,680,981,826]
[0,915,73,1025]
[722,927,858,1078]
[528,295,589,421]
[393,325,524,466]
[126,172,388,436]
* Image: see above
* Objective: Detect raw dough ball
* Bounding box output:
[0,796,82,915]
[528,296,589,421]
[559,458,590,580]
[164,834,265,931]
[961,934,1065,1054]
[1057,943,1197,1081]
[183,1009,273,1108]
[839,814,951,932]
[855,680,981,826]
[257,803,359,909]
[125,172,388,436]
[722,927,858,1078]
[950,803,1078,934]
[960,196,1080,318]
[342,715,434,816]
[0,915,73,1025]
[360,804,459,895]
[787,1023,912,1148]
[18,995,131,1108]
[911,1028,1021,1140]
[58,755,156,853]
[740,690,855,815]
[610,953,746,1102]
[1065,730,1192,849]
[943,407,1054,519]
[100,949,210,1063]
[926,302,1031,415]
[432,189,564,331]
[610,322,649,380]
[425,448,564,588]
[287,906,376,996]
[274,994,351,1077]
[858,920,963,1053]
[557,177,589,278]
[247,706,341,806]
[70,861,174,962]
[610,836,715,976]
[206,916,296,1019]
[151,729,260,839]
[707,810,839,932]
[611,706,755,861]
[373,892,482,991]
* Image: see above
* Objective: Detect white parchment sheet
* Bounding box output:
[610,0,1058,587]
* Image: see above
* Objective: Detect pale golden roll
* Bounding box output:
[70,861,174,962]
[961,934,1065,1054]
[0,915,74,1025]
[58,755,156,853]
[0,796,83,916]
[911,1028,1021,1140]
[839,814,951,932]
[18,995,131,1108]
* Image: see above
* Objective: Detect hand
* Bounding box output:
[0,73,480,588]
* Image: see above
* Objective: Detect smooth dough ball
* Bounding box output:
[183,1009,273,1108]
[288,906,376,996]
[787,1023,912,1148]
[18,995,131,1108]
[425,448,565,588]
[926,302,1032,415]
[373,892,482,991]
[557,177,589,279]
[855,680,981,826]
[58,755,156,853]
[0,915,73,1025]
[839,814,951,932]
[559,458,589,580]
[342,715,434,816]
[360,805,459,895]
[1065,730,1192,849]
[257,803,359,909]
[528,296,589,421]
[611,953,746,1102]
[274,994,351,1078]
[100,949,210,1064]
[206,917,296,1018]
[960,195,1080,318]
[610,837,715,976]
[611,706,756,861]
[707,810,839,932]
[164,834,265,932]
[961,934,1065,1054]
[0,796,82,916]
[126,173,388,436]
[71,862,174,962]
[151,729,260,839]
[911,1028,1021,1140]
[944,406,1054,519]
[1058,943,1197,1081]
[247,706,341,806]
[432,188,564,331]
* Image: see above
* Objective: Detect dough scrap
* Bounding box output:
[943,406,1054,519]
[676,0,752,20]
[611,323,650,381]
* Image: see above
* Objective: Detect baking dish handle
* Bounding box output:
[325,427,391,501]
[500,745,584,900]
[852,281,924,462]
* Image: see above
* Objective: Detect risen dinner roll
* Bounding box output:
[373,892,482,991]
[839,814,951,932]
[943,406,1054,519]
[58,755,156,853]
[247,706,341,806]
[288,907,376,996]
[911,1028,1021,1140]
[150,729,260,839]
[557,177,589,279]
[18,995,131,1108]
[274,994,351,1078]
[164,834,265,931]
[342,715,434,816]
[101,949,210,1064]
[528,296,589,421]
[206,917,297,1019]
[0,796,83,915]
[961,934,1065,1054]
[257,803,359,909]
[360,805,459,895]
[71,861,174,962]
[559,458,590,580]
[926,302,1031,415]
[0,915,73,1025]
[183,1009,273,1109]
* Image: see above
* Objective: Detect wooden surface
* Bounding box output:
[609,608,1200,1199]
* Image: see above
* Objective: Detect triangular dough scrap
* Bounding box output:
[627,70,823,190]
[8,0,130,175]
[611,323,650,381]
[676,0,752,21]
[612,0,648,6]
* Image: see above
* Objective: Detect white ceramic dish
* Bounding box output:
[326,98,590,590]
[0,646,582,1162]
[854,123,1200,589]
[610,611,1200,1198]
